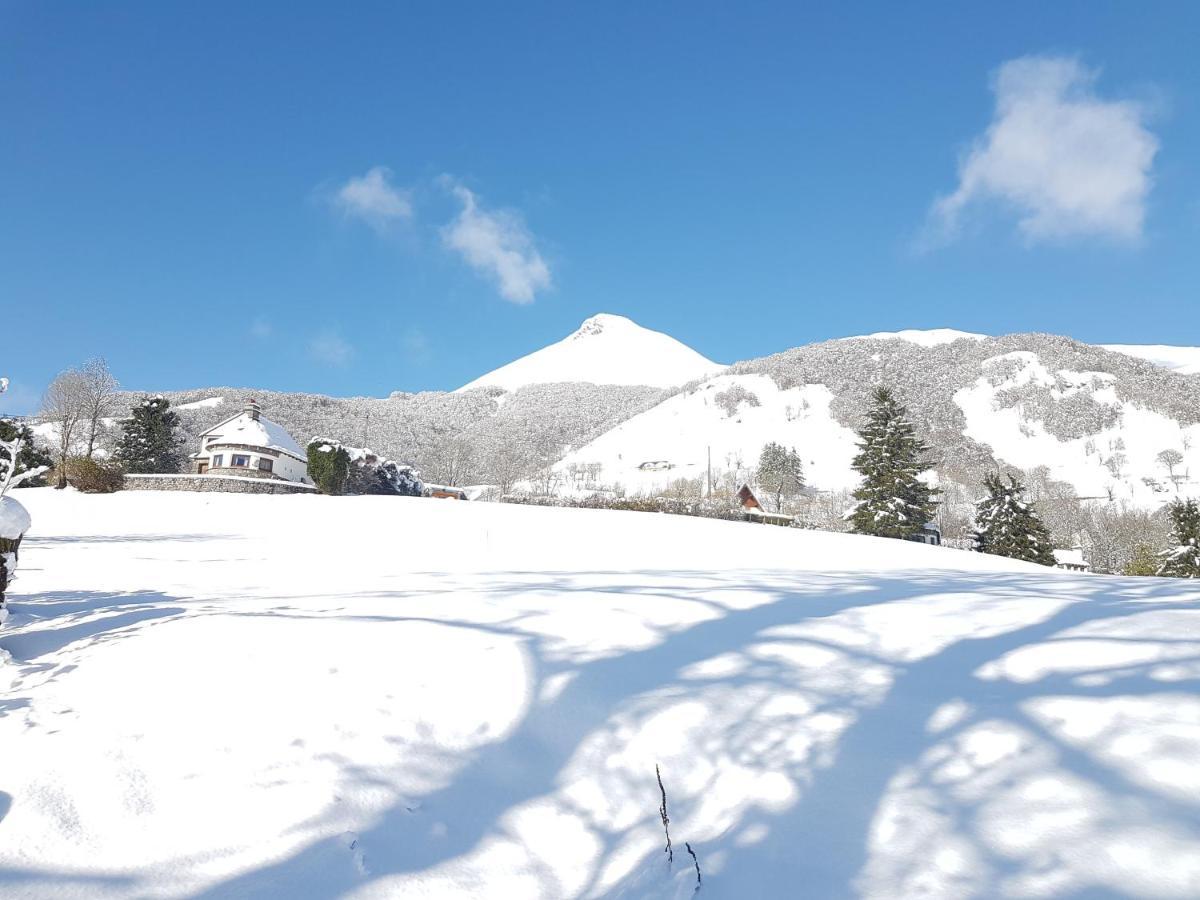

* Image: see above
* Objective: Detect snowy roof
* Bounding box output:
[1053,548,1087,567]
[199,410,306,460]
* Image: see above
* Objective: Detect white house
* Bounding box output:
[1052,548,1090,572]
[192,399,309,484]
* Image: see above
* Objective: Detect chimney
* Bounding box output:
[244,398,262,421]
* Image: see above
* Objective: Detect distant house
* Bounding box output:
[191,399,309,484]
[637,460,673,471]
[736,483,793,527]
[906,523,942,546]
[1053,548,1090,572]
[426,484,469,500]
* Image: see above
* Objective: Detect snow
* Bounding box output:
[175,396,226,410]
[0,494,31,539]
[456,313,725,392]
[556,374,861,495]
[200,411,306,460]
[843,328,988,347]
[1102,344,1200,376]
[1052,548,1087,568]
[955,352,1200,506]
[2,489,1199,898]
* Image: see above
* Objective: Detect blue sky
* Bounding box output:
[2,2,1198,413]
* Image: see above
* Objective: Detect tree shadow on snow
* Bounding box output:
[175,568,1199,899]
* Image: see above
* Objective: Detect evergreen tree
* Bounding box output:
[0,418,54,488]
[848,387,938,538]
[307,438,351,495]
[113,396,184,474]
[756,442,804,512]
[1124,543,1161,576]
[1158,499,1200,578]
[972,472,1056,566]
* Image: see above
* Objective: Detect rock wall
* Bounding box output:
[124,474,316,495]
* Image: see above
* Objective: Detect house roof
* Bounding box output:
[1053,548,1087,567]
[199,411,306,461]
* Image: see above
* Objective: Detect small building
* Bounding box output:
[191,399,309,484]
[1053,548,1090,572]
[426,484,469,500]
[907,523,942,547]
[736,483,793,526]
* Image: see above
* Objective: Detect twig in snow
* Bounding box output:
[656,763,673,865]
[685,841,702,893]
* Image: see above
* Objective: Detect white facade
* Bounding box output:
[192,400,310,484]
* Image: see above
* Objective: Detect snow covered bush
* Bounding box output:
[308,438,423,497]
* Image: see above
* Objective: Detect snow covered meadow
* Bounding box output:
[1,490,1199,898]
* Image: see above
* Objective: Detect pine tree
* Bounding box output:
[972,472,1056,566]
[756,442,804,512]
[307,438,351,495]
[113,396,184,474]
[1158,499,1200,578]
[0,418,54,488]
[848,387,938,538]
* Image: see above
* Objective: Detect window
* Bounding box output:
[257,458,273,474]
[231,454,250,467]
[211,454,224,468]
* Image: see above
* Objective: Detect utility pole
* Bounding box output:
[707,445,712,498]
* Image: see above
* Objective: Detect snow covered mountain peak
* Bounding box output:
[457,313,724,392]
[569,312,637,340]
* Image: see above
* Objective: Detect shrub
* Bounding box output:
[307,439,351,495]
[65,456,125,493]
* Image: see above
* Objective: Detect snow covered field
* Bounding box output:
[1,490,1199,899]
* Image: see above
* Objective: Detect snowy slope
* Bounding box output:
[559,332,1200,510]
[556,373,861,496]
[2,490,1199,899]
[456,313,724,392]
[1102,343,1200,376]
[844,328,987,347]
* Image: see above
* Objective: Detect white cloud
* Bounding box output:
[333,166,412,231]
[308,330,354,366]
[440,178,551,304]
[930,56,1159,245]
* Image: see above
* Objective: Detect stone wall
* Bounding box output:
[124,474,317,495]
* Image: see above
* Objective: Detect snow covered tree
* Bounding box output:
[972,472,1056,566]
[0,419,53,488]
[113,396,184,474]
[1,378,44,618]
[1158,499,1200,578]
[756,442,804,512]
[307,439,351,495]
[847,387,938,539]
[1124,543,1161,576]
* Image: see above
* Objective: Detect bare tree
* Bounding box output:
[41,368,89,488]
[79,357,120,458]
[1157,449,1185,487]
[423,434,476,487]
